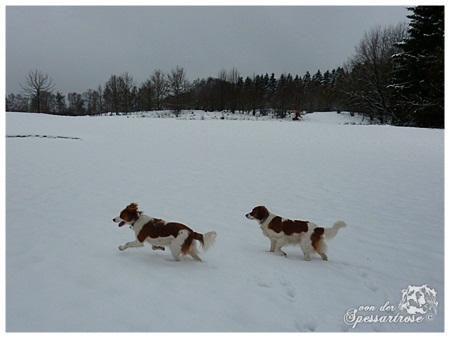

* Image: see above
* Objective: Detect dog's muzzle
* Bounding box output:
[113,217,126,227]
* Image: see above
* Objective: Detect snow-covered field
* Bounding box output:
[5,111,444,332]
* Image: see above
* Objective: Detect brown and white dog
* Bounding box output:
[246,206,346,261]
[114,203,216,262]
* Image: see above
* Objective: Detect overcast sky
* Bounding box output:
[6,5,410,95]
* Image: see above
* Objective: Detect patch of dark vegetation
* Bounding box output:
[6,134,82,140]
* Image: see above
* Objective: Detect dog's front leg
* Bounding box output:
[269,239,276,252]
[274,239,287,257]
[119,240,144,251]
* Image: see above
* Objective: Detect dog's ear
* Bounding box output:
[127,203,139,211]
[256,206,269,220]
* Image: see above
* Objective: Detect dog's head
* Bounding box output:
[246,206,270,223]
[113,203,140,227]
[398,285,438,315]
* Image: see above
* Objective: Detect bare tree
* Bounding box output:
[218,69,228,111]
[228,67,241,113]
[67,92,84,115]
[103,75,121,114]
[139,79,154,111]
[97,85,104,114]
[151,69,167,110]
[343,24,407,123]
[83,89,103,115]
[20,69,55,113]
[119,72,136,114]
[167,66,189,114]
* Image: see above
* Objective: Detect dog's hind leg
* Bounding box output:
[189,249,202,262]
[319,252,328,261]
[314,239,328,261]
[170,247,182,261]
[119,240,144,251]
[301,248,312,261]
[299,241,312,261]
[186,240,202,261]
[169,229,190,262]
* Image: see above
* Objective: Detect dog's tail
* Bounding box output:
[194,231,217,251]
[181,231,217,254]
[323,221,347,240]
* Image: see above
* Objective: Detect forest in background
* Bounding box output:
[6,6,444,128]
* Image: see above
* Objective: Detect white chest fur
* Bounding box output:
[259,214,277,237]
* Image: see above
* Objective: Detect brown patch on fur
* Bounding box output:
[268,216,309,235]
[137,219,194,242]
[311,227,325,250]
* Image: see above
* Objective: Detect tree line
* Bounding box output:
[6,6,444,128]
[6,66,346,118]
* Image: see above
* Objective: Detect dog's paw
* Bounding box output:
[118,245,126,251]
[152,245,165,251]
[320,253,328,261]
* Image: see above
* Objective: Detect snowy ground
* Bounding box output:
[5,111,444,332]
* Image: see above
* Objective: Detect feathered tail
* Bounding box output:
[182,231,217,254]
[323,221,347,240]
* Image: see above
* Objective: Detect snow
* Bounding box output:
[5,111,444,332]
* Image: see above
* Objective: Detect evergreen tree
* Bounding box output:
[55,91,66,114]
[391,6,444,128]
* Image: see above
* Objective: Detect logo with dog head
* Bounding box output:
[398,285,438,317]
[344,284,439,329]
